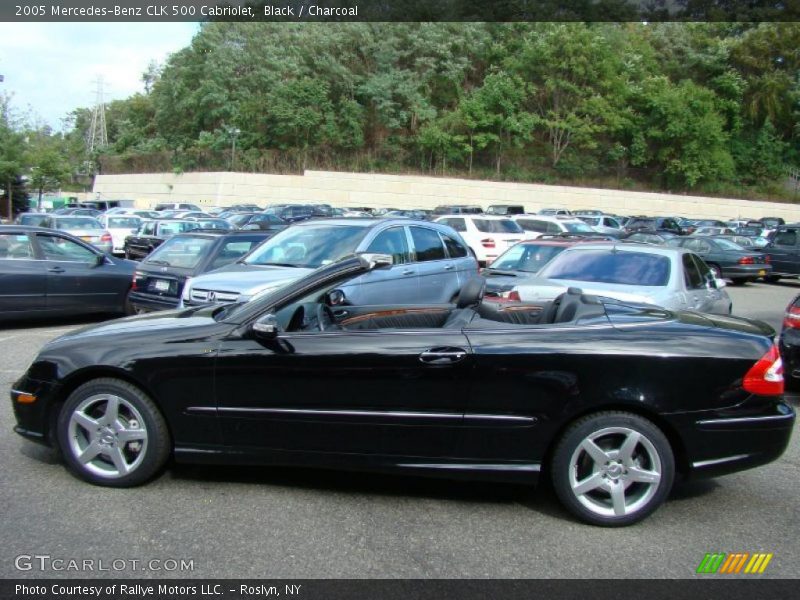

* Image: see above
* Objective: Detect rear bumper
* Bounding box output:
[128,291,180,312]
[670,398,794,479]
[723,265,772,279]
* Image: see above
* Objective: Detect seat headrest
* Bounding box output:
[457,276,486,308]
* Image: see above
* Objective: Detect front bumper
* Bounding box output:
[11,376,61,447]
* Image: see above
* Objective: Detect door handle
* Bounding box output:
[443,264,455,270]
[48,266,65,273]
[333,309,349,318]
[419,347,468,364]
[402,269,415,276]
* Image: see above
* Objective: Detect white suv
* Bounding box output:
[435,215,524,265]
[512,215,597,238]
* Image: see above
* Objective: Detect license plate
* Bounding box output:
[759,270,766,276]
[81,236,93,242]
[153,279,170,292]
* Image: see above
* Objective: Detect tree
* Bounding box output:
[0,95,27,219]
[26,132,72,209]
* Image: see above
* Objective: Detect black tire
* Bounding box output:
[56,378,171,487]
[730,278,747,286]
[764,275,780,284]
[123,291,135,315]
[551,411,674,527]
[124,248,132,260]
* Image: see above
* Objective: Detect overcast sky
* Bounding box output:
[0,22,199,130]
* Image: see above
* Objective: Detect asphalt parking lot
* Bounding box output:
[1,281,798,579]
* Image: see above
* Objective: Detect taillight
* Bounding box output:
[101,233,112,242]
[783,302,800,329]
[743,345,784,396]
[763,254,771,264]
[500,290,521,302]
[132,271,144,291]
[481,238,496,248]
[738,256,754,265]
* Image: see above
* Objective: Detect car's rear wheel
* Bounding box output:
[57,378,171,487]
[551,411,674,527]
[764,275,780,284]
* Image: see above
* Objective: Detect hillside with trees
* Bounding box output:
[8,22,800,205]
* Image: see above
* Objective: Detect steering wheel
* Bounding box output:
[316,304,338,331]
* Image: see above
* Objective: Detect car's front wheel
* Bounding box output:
[551,411,675,526]
[57,378,171,487]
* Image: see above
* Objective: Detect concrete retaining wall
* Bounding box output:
[93,170,800,221]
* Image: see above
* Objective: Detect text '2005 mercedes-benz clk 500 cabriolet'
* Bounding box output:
[10,254,793,526]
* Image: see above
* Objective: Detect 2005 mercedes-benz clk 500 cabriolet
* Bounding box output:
[10,254,794,526]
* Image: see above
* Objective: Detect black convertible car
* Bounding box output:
[11,255,793,526]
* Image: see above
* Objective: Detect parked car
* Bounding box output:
[512,215,598,238]
[181,218,477,308]
[779,293,800,390]
[483,237,605,296]
[624,217,685,236]
[262,204,325,223]
[98,214,142,256]
[383,210,430,220]
[485,205,525,215]
[228,212,288,232]
[185,217,235,231]
[123,219,201,260]
[15,213,50,227]
[45,215,113,254]
[434,215,525,266]
[761,224,800,282]
[128,230,273,313]
[537,208,572,216]
[692,219,730,229]
[621,231,679,245]
[0,225,135,321]
[690,226,736,237]
[52,207,102,217]
[572,210,604,217]
[759,217,785,230]
[508,243,732,315]
[11,254,792,526]
[575,214,624,235]
[666,236,772,284]
[432,205,484,215]
[153,203,202,212]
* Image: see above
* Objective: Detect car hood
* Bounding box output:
[48,307,220,343]
[189,264,314,294]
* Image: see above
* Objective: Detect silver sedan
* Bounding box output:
[507,243,732,315]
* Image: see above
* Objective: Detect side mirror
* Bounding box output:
[714,278,727,289]
[356,253,394,269]
[93,254,107,267]
[252,313,279,339]
[326,289,346,306]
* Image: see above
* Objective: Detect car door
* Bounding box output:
[341,225,419,305]
[214,326,472,458]
[440,230,477,290]
[33,232,122,313]
[408,225,460,303]
[690,253,729,314]
[681,252,710,312]
[0,232,47,314]
[768,229,799,274]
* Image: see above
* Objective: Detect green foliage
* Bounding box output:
[52,22,800,197]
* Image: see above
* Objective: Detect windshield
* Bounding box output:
[490,243,567,273]
[159,221,199,235]
[243,224,369,268]
[473,218,523,234]
[107,217,141,228]
[54,217,103,230]
[563,221,595,233]
[145,236,216,269]
[195,219,232,230]
[714,238,746,251]
[540,250,671,286]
